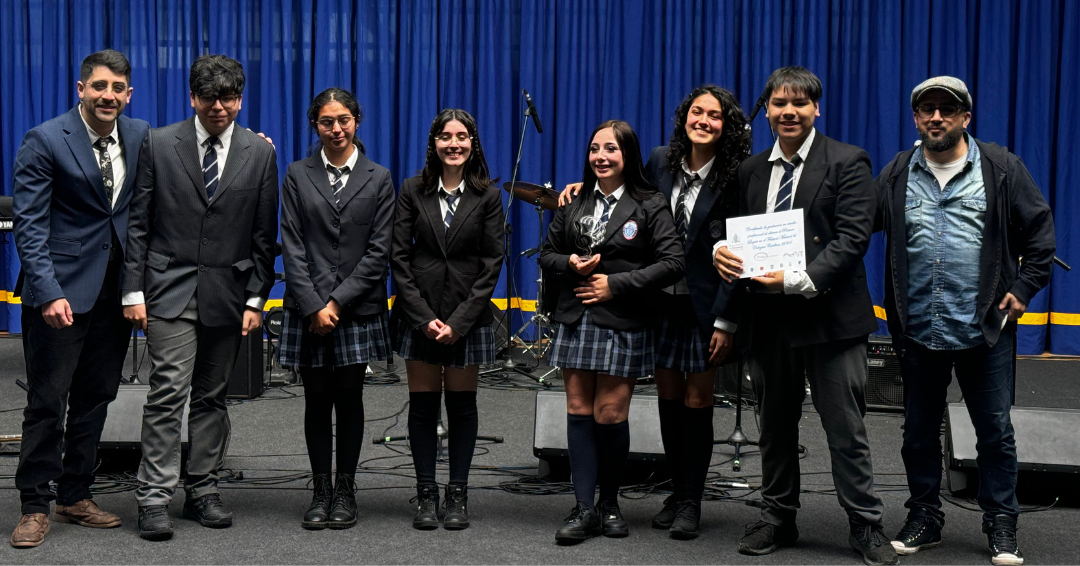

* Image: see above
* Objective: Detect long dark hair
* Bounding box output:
[665,85,751,194]
[565,120,657,243]
[421,108,496,194]
[307,87,365,154]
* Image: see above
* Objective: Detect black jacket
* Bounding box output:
[390,175,504,336]
[539,188,684,330]
[279,150,396,320]
[874,138,1056,347]
[722,132,879,347]
[645,145,739,336]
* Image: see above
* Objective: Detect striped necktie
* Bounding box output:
[327,163,350,204]
[93,136,116,208]
[674,172,698,241]
[774,156,800,212]
[203,136,220,199]
[598,192,617,225]
[443,190,459,234]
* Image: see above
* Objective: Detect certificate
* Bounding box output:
[725,209,806,279]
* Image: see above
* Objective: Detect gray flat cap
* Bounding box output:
[911,76,972,110]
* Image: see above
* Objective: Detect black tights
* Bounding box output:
[408,390,479,487]
[301,365,366,478]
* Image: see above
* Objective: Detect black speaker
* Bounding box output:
[227,333,265,399]
[866,335,903,411]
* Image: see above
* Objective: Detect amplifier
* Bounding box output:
[533,391,665,461]
[866,335,903,411]
[100,384,189,450]
[945,403,1080,494]
[227,333,265,399]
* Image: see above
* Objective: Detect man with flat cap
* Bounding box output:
[874,76,1055,565]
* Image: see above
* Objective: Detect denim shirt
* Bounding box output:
[905,135,986,350]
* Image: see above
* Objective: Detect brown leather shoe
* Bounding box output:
[54,499,121,528]
[10,513,50,548]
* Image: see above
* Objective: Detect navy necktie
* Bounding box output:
[443,190,459,234]
[774,157,799,212]
[203,136,220,199]
[327,163,350,204]
[674,172,698,241]
[598,192,616,225]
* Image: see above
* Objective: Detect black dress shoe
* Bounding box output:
[669,500,701,540]
[598,500,629,538]
[555,505,602,542]
[327,473,357,529]
[652,495,682,529]
[738,520,799,555]
[442,484,470,530]
[138,505,174,541]
[302,473,334,530]
[182,493,233,528]
[411,484,440,530]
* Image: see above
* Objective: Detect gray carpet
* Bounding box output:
[0,335,1077,564]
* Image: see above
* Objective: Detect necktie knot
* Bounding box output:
[204,136,219,149]
[94,136,114,151]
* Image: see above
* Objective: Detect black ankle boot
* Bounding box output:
[302,473,334,530]
[443,484,470,530]
[327,473,357,529]
[411,484,440,530]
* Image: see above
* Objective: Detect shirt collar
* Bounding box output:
[79,104,119,144]
[194,116,235,148]
[321,146,359,172]
[437,177,466,196]
[680,155,716,181]
[910,132,977,171]
[768,127,816,164]
[593,183,625,202]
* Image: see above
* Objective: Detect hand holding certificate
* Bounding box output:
[722,209,807,280]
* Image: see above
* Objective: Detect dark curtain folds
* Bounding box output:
[1,0,1074,354]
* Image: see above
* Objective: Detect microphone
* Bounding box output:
[523,89,544,133]
[747,87,770,124]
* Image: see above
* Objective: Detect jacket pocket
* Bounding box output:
[47,238,81,257]
[232,259,256,272]
[146,249,171,271]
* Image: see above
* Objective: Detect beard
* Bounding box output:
[919,125,964,153]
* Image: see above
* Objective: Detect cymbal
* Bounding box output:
[503,181,559,210]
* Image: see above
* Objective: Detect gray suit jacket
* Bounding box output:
[122,117,279,327]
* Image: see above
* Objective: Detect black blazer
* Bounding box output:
[722,132,878,347]
[645,145,739,336]
[390,175,504,336]
[280,150,396,320]
[539,188,684,330]
[123,118,279,327]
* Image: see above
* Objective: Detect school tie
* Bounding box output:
[327,163,351,205]
[443,190,459,234]
[203,136,220,200]
[674,172,698,241]
[93,136,116,208]
[598,192,617,225]
[774,156,800,212]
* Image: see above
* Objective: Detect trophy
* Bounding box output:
[575,215,606,260]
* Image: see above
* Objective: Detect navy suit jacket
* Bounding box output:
[13,106,150,312]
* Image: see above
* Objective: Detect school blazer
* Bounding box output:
[390,175,504,337]
[280,150,396,320]
[539,189,685,331]
[721,132,879,347]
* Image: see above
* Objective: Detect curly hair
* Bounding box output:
[665,85,751,194]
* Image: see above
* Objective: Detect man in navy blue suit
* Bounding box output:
[10,49,150,548]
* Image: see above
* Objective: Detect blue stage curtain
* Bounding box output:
[0,0,1074,354]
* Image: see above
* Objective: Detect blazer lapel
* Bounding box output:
[336,151,374,208]
[115,115,142,211]
[214,125,252,199]
[601,194,635,245]
[685,166,720,250]
[418,188,448,254]
[792,134,828,211]
[302,153,338,209]
[445,187,481,246]
[174,118,209,206]
[61,107,109,209]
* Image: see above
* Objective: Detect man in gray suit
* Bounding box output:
[121,54,278,541]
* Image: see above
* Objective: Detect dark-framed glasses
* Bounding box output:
[916,103,963,119]
[316,115,355,129]
[197,94,241,109]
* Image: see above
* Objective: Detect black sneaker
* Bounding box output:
[411,484,440,530]
[983,514,1023,565]
[138,505,173,541]
[598,500,628,538]
[327,473,357,530]
[849,516,899,565]
[442,484,470,530]
[737,520,799,556]
[651,495,682,529]
[890,512,942,555]
[182,493,233,528]
[302,473,333,530]
[555,505,602,542]
[669,500,701,540]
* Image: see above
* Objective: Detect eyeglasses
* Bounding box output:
[915,103,963,119]
[315,116,356,129]
[197,94,240,109]
[435,132,471,144]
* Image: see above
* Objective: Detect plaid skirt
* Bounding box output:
[279,309,390,369]
[395,320,496,369]
[548,309,655,378]
[655,308,712,374]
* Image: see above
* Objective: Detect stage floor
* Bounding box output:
[0,335,1077,565]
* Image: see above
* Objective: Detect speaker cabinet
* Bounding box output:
[866,335,903,411]
[227,333,265,399]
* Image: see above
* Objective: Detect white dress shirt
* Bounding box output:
[80,105,125,209]
[321,146,360,187]
[592,183,625,219]
[437,177,466,218]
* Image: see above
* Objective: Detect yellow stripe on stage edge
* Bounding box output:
[0,291,21,305]
[874,305,887,321]
[1019,312,1049,325]
[261,296,537,312]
